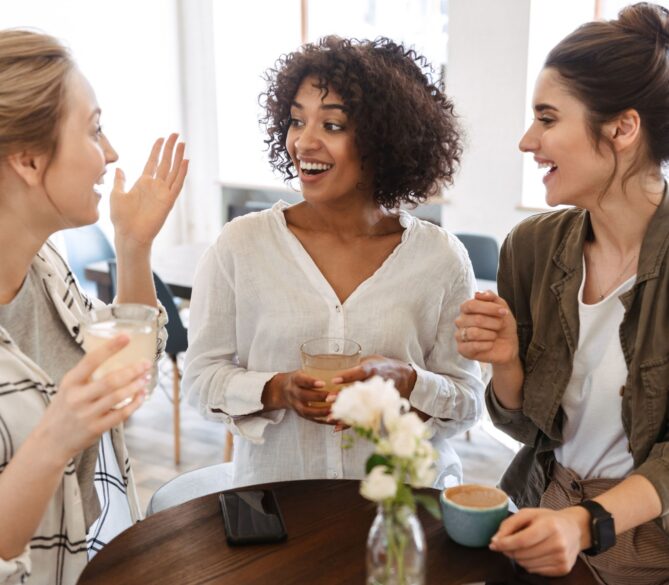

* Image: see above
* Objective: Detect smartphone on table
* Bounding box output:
[219,489,287,545]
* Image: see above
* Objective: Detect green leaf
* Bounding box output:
[394,484,416,511]
[414,494,442,520]
[365,454,391,474]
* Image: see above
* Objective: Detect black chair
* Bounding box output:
[61,225,115,297]
[454,233,499,282]
[108,260,188,464]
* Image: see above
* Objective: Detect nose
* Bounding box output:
[294,122,321,153]
[102,133,119,164]
[518,124,538,153]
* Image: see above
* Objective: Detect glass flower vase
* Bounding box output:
[366,503,426,585]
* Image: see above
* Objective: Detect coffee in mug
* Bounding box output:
[440,484,509,548]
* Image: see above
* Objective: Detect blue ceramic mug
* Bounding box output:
[440,484,509,548]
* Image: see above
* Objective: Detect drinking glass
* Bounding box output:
[82,303,159,408]
[300,337,361,408]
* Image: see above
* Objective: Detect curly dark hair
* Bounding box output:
[260,36,462,208]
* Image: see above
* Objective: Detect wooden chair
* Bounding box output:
[108,260,188,465]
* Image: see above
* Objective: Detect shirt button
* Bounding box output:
[335,305,341,313]
[225,416,232,424]
[331,472,339,479]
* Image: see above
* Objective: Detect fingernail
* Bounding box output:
[313,380,326,388]
[498,308,508,315]
[325,394,337,403]
[331,377,343,384]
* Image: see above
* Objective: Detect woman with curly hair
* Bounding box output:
[184,36,483,488]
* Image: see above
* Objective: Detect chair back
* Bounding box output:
[107,260,188,355]
[454,233,499,281]
[61,225,115,296]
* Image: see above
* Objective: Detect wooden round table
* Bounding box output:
[78,480,597,584]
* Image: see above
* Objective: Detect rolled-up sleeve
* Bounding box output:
[632,440,669,531]
[409,254,484,437]
[0,546,30,585]
[183,242,283,444]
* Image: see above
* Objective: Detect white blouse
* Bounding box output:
[184,202,484,488]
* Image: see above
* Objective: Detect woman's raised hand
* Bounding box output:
[110,133,188,248]
[36,335,151,464]
[455,290,519,365]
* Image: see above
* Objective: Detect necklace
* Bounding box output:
[586,242,638,301]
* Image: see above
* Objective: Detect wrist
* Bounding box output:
[29,421,73,468]
[403,362,417,397]
[564,505,593,551]
[262,374,287,411]
[114,238,152,260]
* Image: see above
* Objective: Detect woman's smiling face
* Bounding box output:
[286,76,372,205]
[42,68,118,228]
[519,67,616,208]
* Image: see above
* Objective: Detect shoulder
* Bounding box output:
[215,202,287,249]
[403,213,471,268]
[504,208,585,256]
[34,240,72,280]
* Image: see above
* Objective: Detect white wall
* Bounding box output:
[441,0,536,244]
[0,0,187,250]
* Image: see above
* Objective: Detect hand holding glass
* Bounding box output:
[300,337,361,409]
[82,303,158,408]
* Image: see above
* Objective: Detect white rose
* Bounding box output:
[360,465,398,502]
[331,376,403,431]
[409,439,438,487]
[386,412,428,458]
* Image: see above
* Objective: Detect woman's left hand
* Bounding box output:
[489,507,589,577]
[111,133,188,248]
[332,354,417,399]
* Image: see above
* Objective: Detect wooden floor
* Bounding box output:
[126,360,517,513]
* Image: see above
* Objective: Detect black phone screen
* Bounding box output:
[219,489,287,545]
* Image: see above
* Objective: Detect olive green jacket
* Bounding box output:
[486,192,669,533]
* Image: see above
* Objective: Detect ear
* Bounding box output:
[606,108,641,152]
[6,150,48,187]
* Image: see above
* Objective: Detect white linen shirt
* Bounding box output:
[184,202,484,487]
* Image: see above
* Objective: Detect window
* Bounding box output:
[0,1,182,241]
[213,0,448,191]
[520,0,596,209]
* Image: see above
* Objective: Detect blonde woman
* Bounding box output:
[0,30,187,584]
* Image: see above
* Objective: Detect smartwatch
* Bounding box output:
[577,499,616,556]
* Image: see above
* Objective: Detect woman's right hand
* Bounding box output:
[37,335,151,464]
[455,290,520,365]
[262,371,333,423]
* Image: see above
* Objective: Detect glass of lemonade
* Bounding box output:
[300,337,362,409]
[82,303,159,408]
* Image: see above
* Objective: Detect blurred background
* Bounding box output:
[1,0,652,252]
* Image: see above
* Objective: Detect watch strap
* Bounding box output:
[577,499,616,556]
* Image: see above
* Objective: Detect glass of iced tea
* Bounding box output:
[300,337,362,409]
[82,303,159,408]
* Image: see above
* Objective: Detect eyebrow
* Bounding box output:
[291,100,346,112]
[534,103,558,113]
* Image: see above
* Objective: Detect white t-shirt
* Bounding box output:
[554,264,635,479]
[184,202,484,488]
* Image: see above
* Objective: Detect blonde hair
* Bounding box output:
[0,29,74,162]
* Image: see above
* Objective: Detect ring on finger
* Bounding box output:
[461,327,469,343]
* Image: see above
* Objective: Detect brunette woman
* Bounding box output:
[456,4,669,583]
